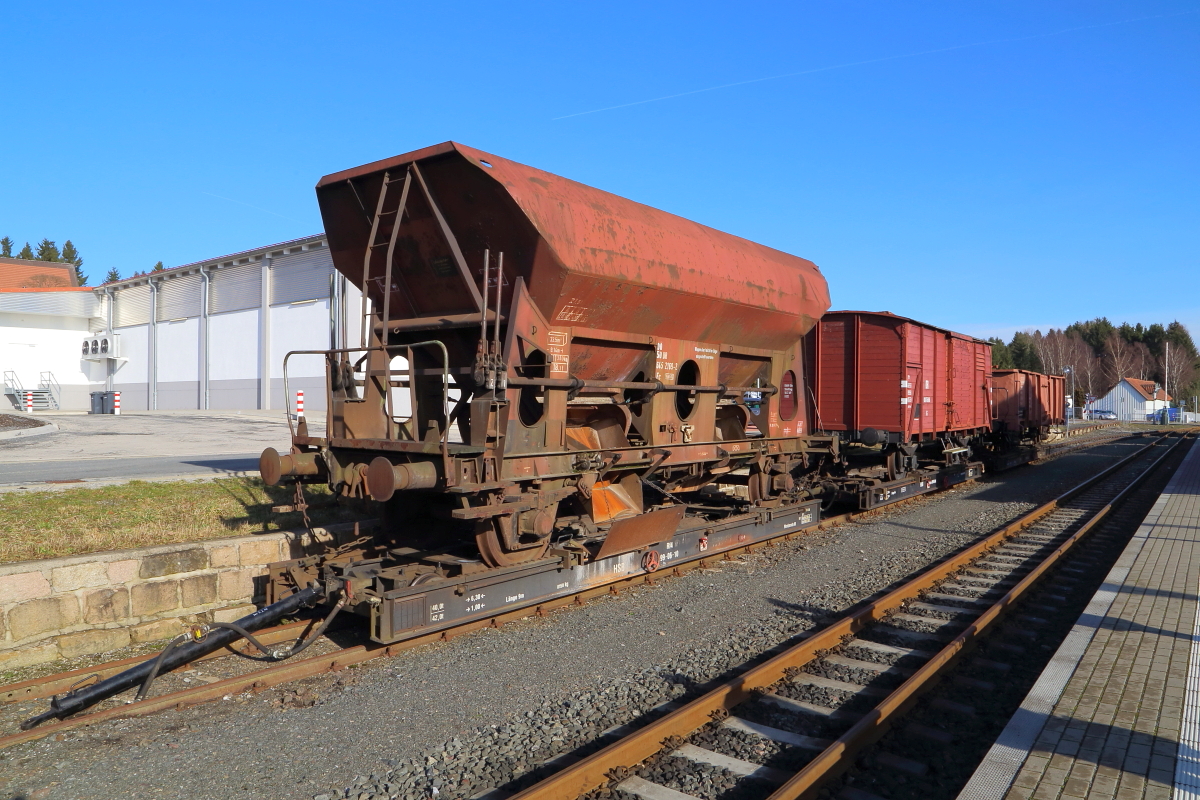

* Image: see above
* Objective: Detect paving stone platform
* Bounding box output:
[959,438,1200,800]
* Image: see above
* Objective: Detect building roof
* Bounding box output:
[97,233,326,291]
[1124,377,1171,402]
[0,257,78,289]
[0,286,94,293]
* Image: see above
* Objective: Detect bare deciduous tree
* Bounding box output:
[1160,345,1197,405]
[1103,331,1136,386]
[1131,341,1154,380]
[1067,335,1102,396]
[1031,329,1076,376]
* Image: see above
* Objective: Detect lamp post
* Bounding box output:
[1064,366,1075,423]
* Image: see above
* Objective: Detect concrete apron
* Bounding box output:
[0,416,57,442]
[0,522,370,669]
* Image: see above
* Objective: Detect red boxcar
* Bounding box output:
[809,311,992,444]
[991,369,1065,439]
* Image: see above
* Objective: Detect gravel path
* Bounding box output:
[0,436,1147,800]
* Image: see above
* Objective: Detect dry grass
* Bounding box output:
[0,479,370,565]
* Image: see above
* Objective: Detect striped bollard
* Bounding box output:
[25,392,32,413]
[296,390,305,420]
[113,391,121,416]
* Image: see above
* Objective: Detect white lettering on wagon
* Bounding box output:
[555,300,587,322]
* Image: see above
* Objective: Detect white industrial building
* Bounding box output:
[1,234,359,413]
[1091,377,1171,421]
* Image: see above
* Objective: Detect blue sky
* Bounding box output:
[1,1,1196,343]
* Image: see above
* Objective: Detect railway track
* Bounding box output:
[0,425,1144,754]
[501,430,1192,800]
[1033,422,1126,461]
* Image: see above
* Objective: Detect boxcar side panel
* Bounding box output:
[934,333,949,432]
[993,368,1063,431]
[817,317,853,430]
[949,336,973,431]
[1049,375,1065,424]
[945,335,991,433]
[991,370,1023,430]
[920,327,938,435]
[902,324,918,439]
[857,316,903,432]
[974,341,992,429]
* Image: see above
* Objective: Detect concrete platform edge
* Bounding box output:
[956,441,1197,800]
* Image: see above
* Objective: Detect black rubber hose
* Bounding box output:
[286,595,346,657]
[133,635,187,702]
[133,598,346,704]
[206,622,284,658]
[21,586,322,730]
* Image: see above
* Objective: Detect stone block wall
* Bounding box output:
[0,523,366,670]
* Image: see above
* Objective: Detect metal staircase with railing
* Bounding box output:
[3,371,60,410]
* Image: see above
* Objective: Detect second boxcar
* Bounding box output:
[809,311,992,446]
[991,369,1065,441]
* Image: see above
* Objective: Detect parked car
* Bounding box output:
[1088,410,1118,420]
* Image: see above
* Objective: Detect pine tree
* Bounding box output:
[151,261,165,272]
[0,237,12,257]
[988,337,1014,368]
[60,240,81,265]
[61,241,86,285]
[104,267,121,284]
[1008,331,1044,372]
[35,238,60,262]
[1064,317,1114,351]
[17,242,33,259]
[60,241,85,284]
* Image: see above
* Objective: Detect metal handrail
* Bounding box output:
[2,371,21,394]
[38,372,60,409]
[282,342,450,450]
[385,340,450,444]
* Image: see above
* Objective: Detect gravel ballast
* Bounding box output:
[0,436,1150,800]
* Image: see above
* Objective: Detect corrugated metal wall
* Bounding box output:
[115,285,151,327]
[156,274,202,321]
[270,250,332,305]
[210,263,262,314]
[0,291,101,318]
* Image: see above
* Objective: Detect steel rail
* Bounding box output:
[0,618,319,705]
[505,430,1191,800]
[0,425,1145,751]
[0,487,956,751]
[0,517,853,751]
[765,429,1192,800]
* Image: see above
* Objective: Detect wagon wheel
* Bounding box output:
[747,464,773,504]
[475,517,551,568]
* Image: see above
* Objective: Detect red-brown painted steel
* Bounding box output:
[316,142,830,352]
[992,369,1066,431]
[811,311,992,441]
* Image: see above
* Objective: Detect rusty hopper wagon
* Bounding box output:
[251,141,840,641]
[20,147,1022,728]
